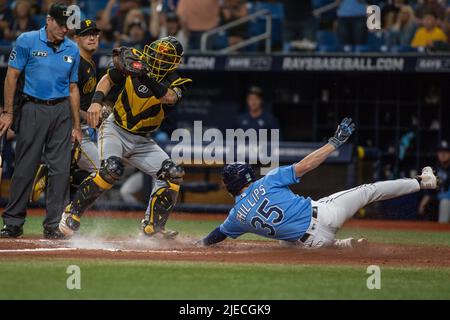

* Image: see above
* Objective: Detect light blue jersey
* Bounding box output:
[220,165,312,241]
[8,27,80,100]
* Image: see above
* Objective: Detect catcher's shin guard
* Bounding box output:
[69,157,124,217]
[69,173,109,217]
[30,164,48,203]
[142,182,180,238]
[70,169,91,200]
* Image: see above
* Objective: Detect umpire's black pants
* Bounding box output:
[2,100,72,230]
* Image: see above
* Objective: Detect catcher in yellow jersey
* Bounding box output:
[58,36,191,239]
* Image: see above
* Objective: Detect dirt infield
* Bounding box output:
[1,209,449,267]
[0,236,449,267]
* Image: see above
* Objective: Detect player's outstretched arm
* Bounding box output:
[197,227,228,246]
[294,117,355,177]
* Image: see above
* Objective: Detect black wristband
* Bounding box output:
[147,77,168,99]
[91,91,105,104]
[2,111,13,115]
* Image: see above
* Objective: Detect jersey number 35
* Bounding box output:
[251,199,284,236]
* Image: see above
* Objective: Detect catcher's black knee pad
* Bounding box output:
[99,156,125,185]
[143,184,180,235]
[157,159,185,184]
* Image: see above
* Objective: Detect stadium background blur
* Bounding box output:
[0,0,449,221]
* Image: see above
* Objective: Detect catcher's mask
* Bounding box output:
[143,36,183,82]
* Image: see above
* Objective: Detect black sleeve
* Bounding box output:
[107,67,126,86]
[202,227,228,246]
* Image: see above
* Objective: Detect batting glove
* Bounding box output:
[193,239,206,247]
[328,117,355,149]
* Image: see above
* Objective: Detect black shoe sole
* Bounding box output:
[0,233,23,239]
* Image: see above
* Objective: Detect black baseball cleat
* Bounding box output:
[141,220,178,239]
[0,225,23,238]
[159,228,179,240]
[43,227,67,240]
[59,208,81,237]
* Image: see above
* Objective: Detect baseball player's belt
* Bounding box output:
[299,206,318,243]
[24,95,67,106]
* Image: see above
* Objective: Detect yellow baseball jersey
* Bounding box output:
[411,27,448,47]
[107,67,192,134]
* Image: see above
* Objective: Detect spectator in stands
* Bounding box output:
[0,0,13,40]
[411,11,447,48]
[102,0,141,41]
[41,0,77,14]
[176,0,220,50]
[4,0,38,41]
[236,86,280,133]
[220,0,248,47]
[96,10,116,48]
[336,0,368,47]
[158,11,188,50]
[415,0,446,21]
[419,140,450,223]
[385,4,418,47]
[118,19,155,49]
[442,7,450,42]
[381,0,404,31]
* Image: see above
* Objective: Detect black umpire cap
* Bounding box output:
[75,19,101,36]
[48,2,71,26]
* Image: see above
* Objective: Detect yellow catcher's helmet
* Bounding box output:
[143,36,183,82]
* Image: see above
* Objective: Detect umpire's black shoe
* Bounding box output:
[0,225,23,238]
[43,227,67,240]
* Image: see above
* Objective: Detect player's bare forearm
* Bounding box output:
[87,74,113,128]
[80,110,88,121]
[96,74,114,95]
[69,83,81,130]
[294,143,335,177]
[3,67,20,113]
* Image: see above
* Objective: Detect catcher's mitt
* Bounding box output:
[112,47,149,77]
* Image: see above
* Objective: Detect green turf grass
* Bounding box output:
[0,259,449,299]
[20,216,450,246]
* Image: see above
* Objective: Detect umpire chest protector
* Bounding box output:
[110,69,191,134]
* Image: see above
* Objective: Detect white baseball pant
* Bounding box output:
[299,178,421,248]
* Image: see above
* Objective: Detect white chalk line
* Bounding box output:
[0,247,250,254]
[0,248,77,253]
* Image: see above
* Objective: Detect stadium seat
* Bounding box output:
[80,0,108,18]
[389,45,419,53]
[35,14,47,28]
[213,31,229,50]
[315,30,340,52]
[0,39,12,47]
[367,32,384,51]
[247,2,284,49]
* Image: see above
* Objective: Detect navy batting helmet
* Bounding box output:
[222,163,256,196]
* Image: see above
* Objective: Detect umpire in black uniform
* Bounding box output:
[0,3,82,238]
